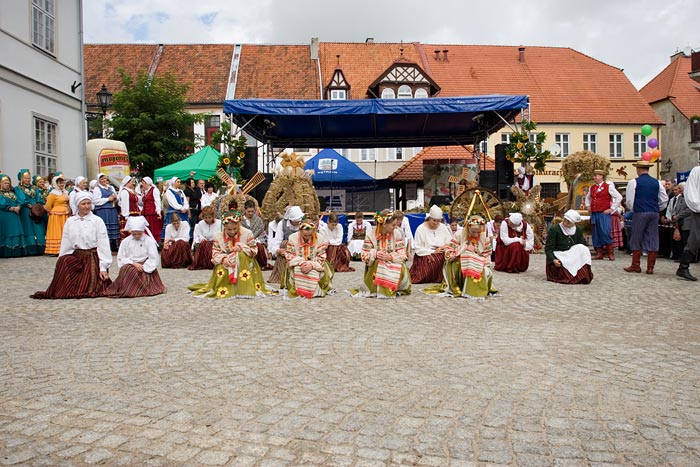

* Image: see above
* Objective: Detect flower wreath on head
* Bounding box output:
[299,218,316,230]
[222,211,242,225]
[374,211,393,226]
[466,215,486,228]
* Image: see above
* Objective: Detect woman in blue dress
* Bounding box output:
[161,177,189,240]
[0,173,27,257]
[14,169,45,255]
[92,173,120,251]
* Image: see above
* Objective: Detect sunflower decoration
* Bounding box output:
[216,268,225,278]
[216,287,229,298]
[239,269,251,282]
[213,134,248,186]
[254,283,262,291]
[505,120,552,171]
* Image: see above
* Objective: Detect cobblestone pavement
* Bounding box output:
[1,253,700,467]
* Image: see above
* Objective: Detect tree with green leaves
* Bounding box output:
[208,120,247,187]
[108,69,203,178]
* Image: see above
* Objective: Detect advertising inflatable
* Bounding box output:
[86,139,130,187]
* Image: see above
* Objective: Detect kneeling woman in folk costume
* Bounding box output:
[409,205,453,283]
[545,209,593,284]
[494,212,534,273]
[31,192,113,299]
[283,219,334,298]
[319,212,354,272]
[349,210,411,298]
[161,213,192,268]
[188,212,275,299]
[425,215,498,299]
[105,216,166,298]
[189,206,221,270]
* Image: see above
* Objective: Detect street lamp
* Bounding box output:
[85,84,112,121]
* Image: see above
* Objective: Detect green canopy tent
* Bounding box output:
[153,146,221,183]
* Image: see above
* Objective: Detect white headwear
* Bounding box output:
[517,166,526,175]
[121,175,133,188]
[74,191,93,206]
[89,179,98,190]
[124,216,148,232]
[508,212,523,226]
[168,176,179,188]
[97,173,108,180]
[563,209,581,224]
[75,176,86,186]
[428,205,443,220]
[142,176,154,186]
[287,206,304,221]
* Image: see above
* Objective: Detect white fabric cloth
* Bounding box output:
[500,219,535,251]
[124,216,148,232]
[508,212,523,226]
[193,219,222,244]
[413,222,453,256]
[164,221,191,242]
[165,187,189,211]
[684,166,700,213]
[142,176,153,186]
[346,219,372,255]
[553,243,592,277]
[287,206,304,221]
[200,191,217,208]
[69,188,92,214]
[117,234,160,273]
[428,205,443,219]
[563,209,581,224]
[584,181,622,211]
[319,223,344,245]
[399,216,413,241]
[59,212,112,272]
[625,177,669,211]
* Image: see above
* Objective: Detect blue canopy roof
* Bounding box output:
[223,94,528,148]
[304,148,374,186]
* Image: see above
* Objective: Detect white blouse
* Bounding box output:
[117,235,160,273]
[193,219,222,244]
[164,221,191,242]
[413,222,453,256]
[59,212,112,272]
[319,224,344,246]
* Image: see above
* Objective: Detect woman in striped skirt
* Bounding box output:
[105,216,165,298]
[189,206,221,270]
[319,212,354,272]
[283,219,334,298]
[31,192,112,299]
[409,205,453,283]
[161,213,192,268]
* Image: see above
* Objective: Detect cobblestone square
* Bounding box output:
[1,254,699,466]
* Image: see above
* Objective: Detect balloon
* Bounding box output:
[651,149,662,161]
[647,138,658,149]
[641,125,653,137]
[641,151,652,161]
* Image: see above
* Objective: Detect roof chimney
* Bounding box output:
[365,37,374,44]
[518,46,525,63]
[442,49,449,61]
[310,37,319,60]
[670,49,685,63]
[434,49,441,60]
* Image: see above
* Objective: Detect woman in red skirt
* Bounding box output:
[319,212,354,272]
[140,177,163,244]
[31,192,113,299]
[161,213,192,268]
[189,206,221,270]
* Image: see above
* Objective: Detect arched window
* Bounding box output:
[397,85,412,99]
[414,88,428,98]
[381,88,395,99]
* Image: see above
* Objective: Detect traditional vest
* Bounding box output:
[590,182,612,212]
[124,190,140,215]
[94,185,115,211]
[506,220,528,239]
[142,187,158,215]
[352,223,366,240]
[633,174,660,213]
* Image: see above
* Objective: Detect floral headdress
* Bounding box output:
[467,215,486,227]
[223,211,242,224]
[299,219,316,230]
[374,210,393,226]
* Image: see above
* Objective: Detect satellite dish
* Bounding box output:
[549,143,561,156]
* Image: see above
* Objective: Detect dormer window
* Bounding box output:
[330,89,346,100]
[414,88,428,98]
[326,58,350,100]
[368,59,440,98]
[381,88,396,99]
[397,85,412,99]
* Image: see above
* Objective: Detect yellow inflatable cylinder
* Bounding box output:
[86,139,130,187]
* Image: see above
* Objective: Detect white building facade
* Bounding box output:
[0,0,85,180]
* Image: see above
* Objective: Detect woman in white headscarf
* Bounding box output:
[32,192,112,299]
[409,205,453,283]
[68,176,91,214]
[495,212,534,273]
[162,177,189,240]
[44,173,70,255]
[545,209,593,284]
[140,176,163,244]
[118,176,141,240]
[105,216,165,298]
[92,173,120,251]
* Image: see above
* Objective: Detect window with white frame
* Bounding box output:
[609,133,623,158]
[633,133,647,158]
[478,140,488,156]
[360,148,376,161]
[32,0,55,55]
[388,147,404,161]
[554,133,570,157]
[414,88,428,98]
[336,148,350,159]
[34,116,57,176]
[381,88,396,99]
[583,133,597,153]
[501,133,510,144]
[397,85,412,99]
[330,89,346,100]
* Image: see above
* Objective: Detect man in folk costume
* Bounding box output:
[545,209,594,284]
[188,212,274,298]
[105,216,165,298]
[495,212,534,273]
[118,176,141,240]
[350,210,411,298]
[585,169,622,261]
[624,160,668,274]
[284,219,334,298]
[427,214,498,299]
[676,166,700,281]
[241,199,272,270]
[410,205,453,283]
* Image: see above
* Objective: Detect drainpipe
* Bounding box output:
[79,0,87,175]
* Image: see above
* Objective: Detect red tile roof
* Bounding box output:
[390,146,495,182]
[640,55,700,119]
[235,45,320,99]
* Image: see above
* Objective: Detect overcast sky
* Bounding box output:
[84,0,699,90]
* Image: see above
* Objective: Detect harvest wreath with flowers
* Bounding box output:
[504,120,552,171]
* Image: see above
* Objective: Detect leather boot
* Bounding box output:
[593,247,605,260]
[676,250,698,281]
[606,244,615,261]
[645,251,657,274]
[624,250,642,273]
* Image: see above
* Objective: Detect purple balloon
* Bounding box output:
[648,138,659,149]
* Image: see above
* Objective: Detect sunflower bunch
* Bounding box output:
[504,120,551,171]
[216,134,248,184]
